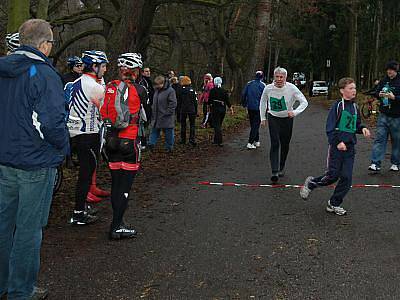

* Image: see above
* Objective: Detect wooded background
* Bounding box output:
[1,0,399,99]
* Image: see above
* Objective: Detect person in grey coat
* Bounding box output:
[148,76,177,152]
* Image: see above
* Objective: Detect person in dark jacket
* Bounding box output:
[300,77,371,216]
[368,61,400,172]
[242,71,266,149]
[0,19,69,300]
[177,76,198,145]
[209,77,234,146]
[148,76,177,152]
[62,56,83,85]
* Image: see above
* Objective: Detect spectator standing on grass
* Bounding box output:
[0,19,69,299]
[148,76,177,153]
[242,71,266,149]
[199,73,214,127]
[177,76,198,146]
[209,77,234,146]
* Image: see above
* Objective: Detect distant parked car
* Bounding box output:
[293,72,306,89]
[311,81,328,96]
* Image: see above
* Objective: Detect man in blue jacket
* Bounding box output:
[241,71,266,149]
[0,19,69,299]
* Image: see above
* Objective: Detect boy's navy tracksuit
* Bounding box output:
[308,99,366,206]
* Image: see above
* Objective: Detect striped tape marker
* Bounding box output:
[198,182,400,189]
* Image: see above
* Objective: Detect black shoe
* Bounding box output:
[218,144,224,147]
[179,140,186,145]
[69,211,98,225]
[109,223,137,240]
[85,203,98,215]
[31,287,49,300]
[271,173,279,183]
[278,169,285,177]
[189,141,197,147]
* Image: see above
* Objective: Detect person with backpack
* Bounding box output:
[148,76,177,152]
[241,71,266,149]
[66,50,110,225]
[62,56,83,85]
[176,76,198,146]
[300,77,371,215]
[138,67,154,150]
[101,52,148,239]
[209,77,234,146]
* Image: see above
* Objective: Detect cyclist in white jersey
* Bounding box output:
[66,50,109,225]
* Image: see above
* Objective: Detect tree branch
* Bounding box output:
[51,9,116,26]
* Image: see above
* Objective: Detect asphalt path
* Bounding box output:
[40,102,400,299]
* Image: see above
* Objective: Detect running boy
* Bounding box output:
[300,77,371,215]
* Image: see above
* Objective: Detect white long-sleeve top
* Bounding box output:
[259,82,308,120]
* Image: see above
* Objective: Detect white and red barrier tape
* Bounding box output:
[198,181,400,189]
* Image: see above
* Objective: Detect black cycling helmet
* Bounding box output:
[67,56,83,68]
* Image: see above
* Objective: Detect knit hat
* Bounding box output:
[214,77,223,88]
[180,76,191,86]
[386,60,399,71]
[204,73,213,80]
[255,71,264,79]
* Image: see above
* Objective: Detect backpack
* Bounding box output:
[101,81,140,130]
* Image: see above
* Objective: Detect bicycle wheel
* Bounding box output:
[53,166,63,195]
[360,103,371,119]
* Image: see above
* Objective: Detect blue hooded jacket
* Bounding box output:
[0,46,69,170]
[241,78,266,110]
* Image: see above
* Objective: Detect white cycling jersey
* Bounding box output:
[66,74,105,137]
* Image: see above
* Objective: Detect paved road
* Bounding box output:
[40,102,400,299]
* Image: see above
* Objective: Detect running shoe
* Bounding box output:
[31,287,49,300]
[326,200,347,216]
[109,223,137,240]
[247,143,256,149]
[300,176,314,200]
[271,173,279,183]
[254,141,261,148]
[368,164,381,172]
[389,164,399,172]
[69,211,98,225]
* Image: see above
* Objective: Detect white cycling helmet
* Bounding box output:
[6,32,20,52]
[117,52,143,69]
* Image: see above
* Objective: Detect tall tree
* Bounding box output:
[7,0,30,32]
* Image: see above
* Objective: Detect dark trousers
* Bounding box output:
[212,110,226,145]
[268,114,293,173]
[73,133,100,211]
[248,109,261,144]
[309,145,354,206]
[180,113,196,143]
[202,103,208,124]
[110,170,136,230]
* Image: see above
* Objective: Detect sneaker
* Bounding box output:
[271,173,279,183]
[278,169,285,177]
[87,192,106,203]
[254,141,261,148]
[85,203,98,215]
[247,143,256,149]
[90,185,111,197]
[389,164,399,172]
[368,163,381,172]
[300,176,314,200]
[31,287,49,300]
[326,200,347,216]
[69,211,98,225]
[109,223,137,240]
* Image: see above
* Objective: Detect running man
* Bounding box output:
[260,67,308,183]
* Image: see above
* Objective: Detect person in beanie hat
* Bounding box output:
[368,60,400,173]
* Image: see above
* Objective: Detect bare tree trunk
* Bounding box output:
[7,0,30,32]
[348,2,358,79]
[373,0,383,81]
[248,0,271,78]
[37,0,50,20]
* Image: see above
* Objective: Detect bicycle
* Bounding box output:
[360,96,378,120]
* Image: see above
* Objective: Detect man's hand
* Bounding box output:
[362,128,371,138]
[387,92,395,100]
[337,142,347,151]
[288,111,295,118]
[261,120,267,126]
